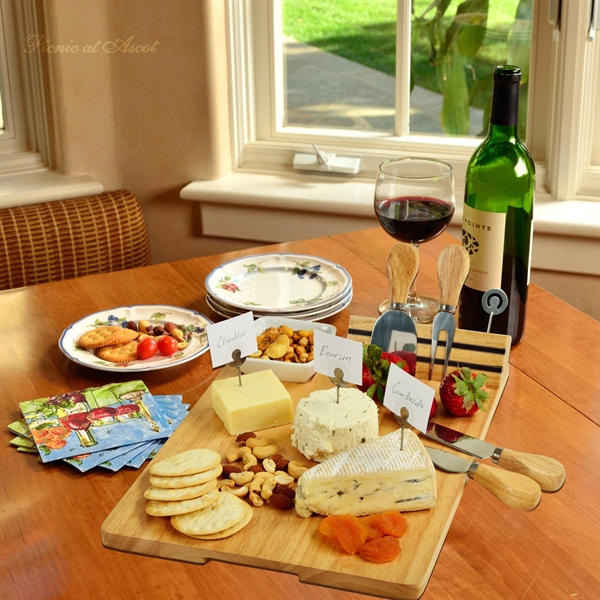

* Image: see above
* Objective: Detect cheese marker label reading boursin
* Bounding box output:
[206,312,258,368]
[313,330,363,386]
[383,363,435,434]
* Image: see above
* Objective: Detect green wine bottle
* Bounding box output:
[459,65,535,345]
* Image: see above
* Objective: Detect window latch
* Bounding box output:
[293,143,362,175]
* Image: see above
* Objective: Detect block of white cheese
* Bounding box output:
[290,387,379,462]
[294,428,437,517]
[211,370,294,435]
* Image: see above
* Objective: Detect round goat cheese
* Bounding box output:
[290,387,379,462]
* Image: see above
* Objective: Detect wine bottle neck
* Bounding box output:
[486,123,519,142]
[490,79,519,127]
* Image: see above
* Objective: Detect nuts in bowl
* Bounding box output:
[240,317,336,383]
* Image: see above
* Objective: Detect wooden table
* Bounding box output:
[1,228,598,600]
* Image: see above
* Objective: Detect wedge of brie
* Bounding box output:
[294,428,437,517]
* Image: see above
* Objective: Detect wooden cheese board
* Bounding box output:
[101,317,511,599]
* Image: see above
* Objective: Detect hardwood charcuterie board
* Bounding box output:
[101,317,510,599]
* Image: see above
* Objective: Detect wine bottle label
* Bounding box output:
[462,204,507,292]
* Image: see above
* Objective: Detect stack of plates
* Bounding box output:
[205,253,353,321]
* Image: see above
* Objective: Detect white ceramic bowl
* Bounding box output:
[240,316,336,383]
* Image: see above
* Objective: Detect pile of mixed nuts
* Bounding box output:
[217,431,309,510]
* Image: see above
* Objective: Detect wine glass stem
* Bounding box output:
[407,243,420,304]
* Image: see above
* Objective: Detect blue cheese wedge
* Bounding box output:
[290,387,379,462]
[294,428,437,517]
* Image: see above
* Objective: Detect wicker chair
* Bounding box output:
[0,189,151,290]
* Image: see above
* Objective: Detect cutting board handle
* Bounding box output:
[388,243,419,306]
[469,463,542,511]
[437,245,470,310]
[496,449,566,493]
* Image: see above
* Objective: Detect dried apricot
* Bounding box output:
[358,536,401,563]
[318,515,338,538]
[376,511,409,538]
[359,515,385,541]
[320,514,367,555]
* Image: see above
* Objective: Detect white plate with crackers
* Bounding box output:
[59,305,213,372]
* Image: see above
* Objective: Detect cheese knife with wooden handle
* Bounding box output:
[426,447,542,511]
[425,422,567,492]
[429,245,470,380]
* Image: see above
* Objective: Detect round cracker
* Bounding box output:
[145,488,219,517]
[149,464,222,489]
[170,491,248,537]
[78,325,138,349]
[97,340,139,363]
[192,501,253,540]
[149,448,221,477]
[144,478,217,501]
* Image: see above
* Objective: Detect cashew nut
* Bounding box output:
[252,471,274,483]
[248,478,263,494]
[274,472,294,486]
[287,461,309,479]
[262,458,276,473]
[226,446,252,463]
[230,471,254,486]
[242,453,258,470]
[223,485,249,497]
[217,479,235,490]
[260,478,277,500]
[249,492,264,507]
[246,436,271,449]
[253,444,278,460]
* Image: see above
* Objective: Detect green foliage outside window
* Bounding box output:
[283,0,531,137]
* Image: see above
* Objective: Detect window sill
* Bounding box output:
[0,168,103,209]
[181,171,600,276]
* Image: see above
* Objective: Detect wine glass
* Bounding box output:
[374,157,455,323]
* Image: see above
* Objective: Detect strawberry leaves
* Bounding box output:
[360,344,409,403]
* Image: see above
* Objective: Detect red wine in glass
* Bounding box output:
[375,196,455,245]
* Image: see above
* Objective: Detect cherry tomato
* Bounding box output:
[158,336,179,356]
[137,337,158,360]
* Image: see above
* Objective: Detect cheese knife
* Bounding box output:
[371,243,419,356]
[425,447,542,511]
[429,245,470,380]
[425,422,566,493]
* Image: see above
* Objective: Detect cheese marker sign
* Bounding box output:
[383,363,435,434]
[313,330,362,385]
[206,312,258,369]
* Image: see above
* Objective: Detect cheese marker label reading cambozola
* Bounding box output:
[462,203,506,292]
[383,362,435,434]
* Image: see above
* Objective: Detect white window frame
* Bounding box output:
[0,0,102,208]
[0,0,51,174]
[225,0,599,203]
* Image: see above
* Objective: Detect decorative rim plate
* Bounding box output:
[205,253,352,313]
[59,305,213,372]
[205,288,353,322]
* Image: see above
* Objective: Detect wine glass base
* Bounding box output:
[378,296,439,324]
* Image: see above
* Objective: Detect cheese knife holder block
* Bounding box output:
[102,316,511,600]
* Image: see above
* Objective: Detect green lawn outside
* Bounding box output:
[283,0,524,112]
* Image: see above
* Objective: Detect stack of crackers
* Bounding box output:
[78,326,140,363]
[145,448,253,540]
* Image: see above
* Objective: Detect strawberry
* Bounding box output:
[387,350,417,377]
[439,367,489,417]
[429,398,438,419]
[358,344,410,403]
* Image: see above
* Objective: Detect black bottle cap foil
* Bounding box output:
[490,65,521,126]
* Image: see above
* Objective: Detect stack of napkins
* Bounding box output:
[9,381,189,473]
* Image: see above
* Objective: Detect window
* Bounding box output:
[0,0,51,173]
[226,0,599,202]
